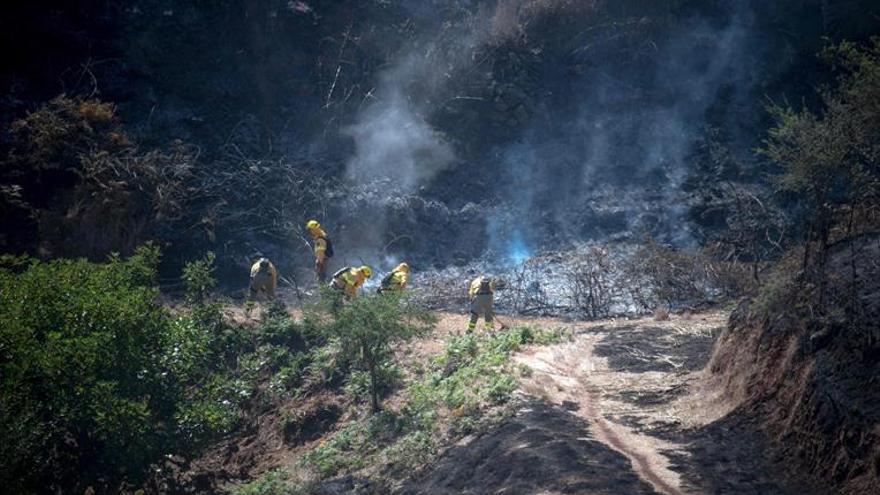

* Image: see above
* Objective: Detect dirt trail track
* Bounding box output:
[402,312,827,495]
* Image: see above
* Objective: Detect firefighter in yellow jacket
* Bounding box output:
[306,220,332,283]
[249,257,277,300]
[468,275,495,332]
[378,262,409,293]
[331,265,372,298]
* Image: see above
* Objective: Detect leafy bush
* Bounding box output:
[426,326,560,411]
[0,246,172,492]
[231,469,316,495]
[300,421,370,477]
[752,249,805,319]
[0,247,276,492]
[313,293,435,412]
[762,38,880,277]
[182,251,217,303]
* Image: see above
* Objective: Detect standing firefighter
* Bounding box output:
[306,220,333,283]
[378,262,409,294]
[468,275,495,332]
[249,257,277,300]
[331,265,372,299]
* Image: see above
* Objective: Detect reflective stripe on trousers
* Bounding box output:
[468,293,494,331]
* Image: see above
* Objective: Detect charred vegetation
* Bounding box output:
[2,1,880,494]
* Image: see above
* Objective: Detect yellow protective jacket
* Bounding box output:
[390,270,407,289]
[334,267,367,298]
[250,258,278,294]
[382,263,408,291]
[310,228,328,260]
[469,276,494,298]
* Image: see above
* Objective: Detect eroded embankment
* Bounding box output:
[706,235,880,495]
[401,312,827,495]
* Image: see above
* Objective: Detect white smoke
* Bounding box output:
[489,4,758,251]
[336,1,774,266]
[344,89,454,191]
[344,45,457,192]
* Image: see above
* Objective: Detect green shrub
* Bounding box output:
[0,246,264,492]
[383,430,437,471]
[269,353,310,397]
[231,469,305,495]
[0,246,171,492]
[313,293,435,412]
[304,339,348,387]
[752,249,803,319]
[174,373,251,444]
[431,325,564,412]
[300,422,366,477]
[182,251,217,303]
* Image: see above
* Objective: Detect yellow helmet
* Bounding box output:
[305,220,320,230]
[360,265,372,278]
[396,262,409,273]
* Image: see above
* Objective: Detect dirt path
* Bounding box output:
[519,330,684,495]
[402,312,827,495]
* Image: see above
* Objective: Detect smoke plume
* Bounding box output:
[336,0,791,267]
[344,54,455,192]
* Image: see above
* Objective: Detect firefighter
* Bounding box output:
[306,220,333,283]
[468,275,495,332]
[249,257,277,300]
[331,265,372,299]
[378,262,409,294]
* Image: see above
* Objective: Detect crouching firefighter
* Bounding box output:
[331,265,372,299]
[378,262,409,294]
[468,275,495,332]
[306,220,334,284]
[249,257,278,300]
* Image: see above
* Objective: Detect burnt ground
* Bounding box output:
[400,312,832,495]
[399,397,657,495]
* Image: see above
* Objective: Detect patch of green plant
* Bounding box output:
[382,430,437,471]
[231,468,305,495]
[182,251,217,303]
[269,352,310,397]
[298,409,412,478]
[298,324,563,480]
[309,292,435,412]
[427,325,565,411]
[0,246,297,492]
[343,362,402,400]
[752,250,803,318]
[174,395,240,442]
[304,339,348,387]
[299,421,369,477]
[0,246,172,491]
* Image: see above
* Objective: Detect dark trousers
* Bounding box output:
[315,258,328,284]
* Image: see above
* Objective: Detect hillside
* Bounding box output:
[2,1,880,494]
[2,0,879,275]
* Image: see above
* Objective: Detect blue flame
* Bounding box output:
[506,230,531,264]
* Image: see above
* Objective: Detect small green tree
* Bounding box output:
[182,251,217,303]
[316,293,435,412]
[762,38,880,272]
